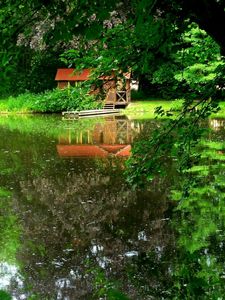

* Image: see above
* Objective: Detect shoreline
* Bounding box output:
[0,100,225,118]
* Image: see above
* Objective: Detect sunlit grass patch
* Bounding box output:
[124,100,184,119]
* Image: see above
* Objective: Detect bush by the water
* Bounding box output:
[0,86,102,113]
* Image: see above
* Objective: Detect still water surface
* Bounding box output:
[0,115,224,299]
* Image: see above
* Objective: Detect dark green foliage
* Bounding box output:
[140,22,224,98]
[131,90,148,100]
[62,16,224,99]
[0,48,62,97]
[126,98,220,187]
[1,1,225,99]
[15,52,60,94]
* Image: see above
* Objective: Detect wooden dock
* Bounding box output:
[62,109,121,119]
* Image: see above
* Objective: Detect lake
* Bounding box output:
[0,114,224,299]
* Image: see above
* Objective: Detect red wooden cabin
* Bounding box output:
[55,68,131,107]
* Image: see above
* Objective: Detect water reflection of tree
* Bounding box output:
[14,162,173,299]
[174,123,225,298]
[6,116,225,299]
[126,119,225,299]
[169,161,225,299]
[0,117,176,299]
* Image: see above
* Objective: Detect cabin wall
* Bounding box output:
[106,88,117,103]
[56,77,131,105]
[57,81,69,89]
[104,79,131,105]
[126,79,131,103]
[103,80,117,103]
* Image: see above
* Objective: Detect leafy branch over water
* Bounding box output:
[125,97,225,298]
[126,98,220,187]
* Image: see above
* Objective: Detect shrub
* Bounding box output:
[0,86,103,113]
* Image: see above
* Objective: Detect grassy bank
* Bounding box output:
[1,92,225,119]
[124,100,183,119]
[0,96,184,116]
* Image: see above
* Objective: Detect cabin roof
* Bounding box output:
[55,68,91,81]
[99,144,127,154]
[115,145,131,156]
[57,144,131,158]
[55,68,131,81]
[99,72,131,80]
[57,145,108,157]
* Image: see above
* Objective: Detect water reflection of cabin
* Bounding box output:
[57,118,140,158]
[55,68,131,107]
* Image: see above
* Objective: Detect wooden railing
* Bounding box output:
[116,91,127,103]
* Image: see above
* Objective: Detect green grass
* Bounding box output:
[124,100,225,119]
[124,100,184,119]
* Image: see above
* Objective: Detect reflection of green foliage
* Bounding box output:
[0,115,105,139]
[0,113,225,298]
[0,188,21,264]
[0,189,11,198]
[0,115,142,298]
[0,290,12,300]
[90,265,130,300]
[169,136,225,298]
[171,251,224,299]
[125,109,225,298]
[27,294,45,300]
[127,100,213,187]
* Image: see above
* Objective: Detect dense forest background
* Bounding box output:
[1,0,225,100]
